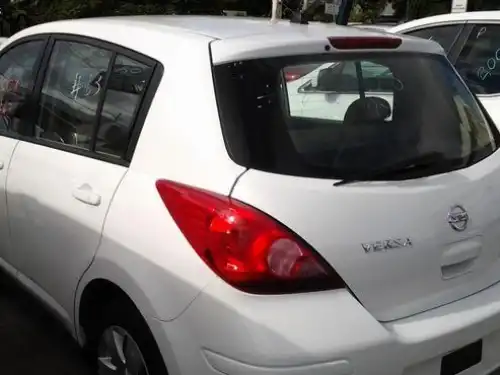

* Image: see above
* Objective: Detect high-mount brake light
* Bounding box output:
[156,180,345,294]
[328,36,402,50]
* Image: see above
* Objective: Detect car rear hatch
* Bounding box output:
[210,29,500,321]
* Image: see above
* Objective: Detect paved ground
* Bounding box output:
[0,271,93,375]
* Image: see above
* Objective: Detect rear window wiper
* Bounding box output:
[333,152,450,186]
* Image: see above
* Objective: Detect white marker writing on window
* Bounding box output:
[71,73,83,100]
[476,48,500,81]
[476,27,487,39]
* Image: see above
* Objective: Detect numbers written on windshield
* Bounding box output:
[70,72,102,100]
[476,48,500,81]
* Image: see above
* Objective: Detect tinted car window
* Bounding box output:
[213,53,497,181]
[406,25,462,52]
[284,63,322,82]
[468,0,500,11]
[0,40,44,135]
[96,54,153,158]
[36,41,112,148]
[288,60,397,120]
[455,24,500,95]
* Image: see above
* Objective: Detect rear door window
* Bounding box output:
[33,38,156,162]
[454,24,500,95]
[96,54,153,158]
[213,52,497,180]
[36,40,112,149]
[405,25,463,53]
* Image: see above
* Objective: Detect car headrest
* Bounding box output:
[343,96,391,126]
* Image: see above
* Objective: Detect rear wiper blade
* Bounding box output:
[333,152,447,187]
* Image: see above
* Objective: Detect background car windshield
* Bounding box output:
[213,53,498,180]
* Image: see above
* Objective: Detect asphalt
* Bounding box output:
[0,271,93,375]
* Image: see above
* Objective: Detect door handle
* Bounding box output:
[0,161,5,170]
[72,184,101,206]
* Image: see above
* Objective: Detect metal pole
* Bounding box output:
[336,0,354,25]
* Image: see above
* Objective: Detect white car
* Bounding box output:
[390,11,500,125]
[351,23,395,31]
[0,14,500,375]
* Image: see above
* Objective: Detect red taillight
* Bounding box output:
[328,36,402,50]
[156,180,344,294]
[285,71,302,82]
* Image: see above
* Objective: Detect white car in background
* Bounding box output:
[0,15,500,375]
[389,11,500,125]
[351,23,395,31]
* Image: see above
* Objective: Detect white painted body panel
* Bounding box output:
[231,148,500,321]
[390,11,500,34]
[480,96,500,129]
[157,276,500,375]
[6,142,127,317]
[0,136,17,265]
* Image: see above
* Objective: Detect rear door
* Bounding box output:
[7,36,156,316]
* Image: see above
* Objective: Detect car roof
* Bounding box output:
[10,16,445,64]
[391,10,500,32]
[17,15,442,41]
[351,24,395,31]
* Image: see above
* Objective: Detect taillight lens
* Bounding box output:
[156,180,345,294]
[328,36,402,50]
[285,71,302,82]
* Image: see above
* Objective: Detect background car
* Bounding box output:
[284,63,322,81]
[350,23,396,31]
[389,11,500,125]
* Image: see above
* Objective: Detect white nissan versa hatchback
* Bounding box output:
[0,14,500,375]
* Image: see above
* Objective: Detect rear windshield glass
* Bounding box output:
[213,52,499,180]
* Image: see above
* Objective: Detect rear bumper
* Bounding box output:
[152,278,500,375]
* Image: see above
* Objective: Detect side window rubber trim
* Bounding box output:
[6,32,164,167]
[447,23,474,64]
[124,61,164,162]
[90,50,117,153]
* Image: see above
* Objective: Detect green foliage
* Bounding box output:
[4,0,457,28]
[18,0,167,21]
[347,0,453,23]
[390,0,452,21]
[11,0,221,24]
[349,0,388,23]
